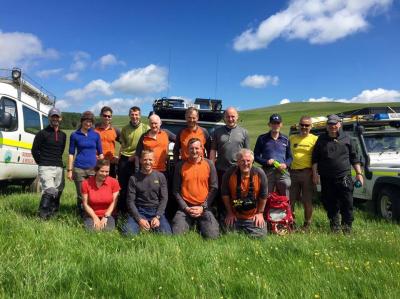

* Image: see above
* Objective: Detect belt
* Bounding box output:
[291,168,312,171]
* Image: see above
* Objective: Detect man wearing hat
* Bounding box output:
[254,113,292,198]
[312,114,363,233]
[32,107,67,219]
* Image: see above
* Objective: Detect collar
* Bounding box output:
[187,157,203,165]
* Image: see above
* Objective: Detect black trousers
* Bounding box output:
[320,175,354,227]
[117,155,134,213]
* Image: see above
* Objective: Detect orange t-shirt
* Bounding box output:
[180,159,210,205]
[177,127,208,161]
[141,130,169,171]
[95,126,118,160]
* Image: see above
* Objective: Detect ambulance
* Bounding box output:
[0,68,55,190]
[290,107,400,221]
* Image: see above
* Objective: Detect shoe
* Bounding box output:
[342,225,352,235]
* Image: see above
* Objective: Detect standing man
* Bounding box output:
[173,107,210,163]
[31,107,67,219]
[95,106,120,178]
[312,114,363,233]
[209,107,250,220]
[124,150,171,235]
[118,106,149,213]
[254,114,292,197]
[172,138,220,239]
[221,149,268,238]
[289,116,318,230]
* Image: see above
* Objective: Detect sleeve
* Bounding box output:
[81,179,89,195]
[173,129,182,162]
[31,131,43,164]
[114,127,121,143]
[135,133,145,159]
[156,173,168,216]
[69,132,76,155]
[203,159,218,208]
[164,129,176,142]
[61,132,67,159]
[126,176,141,222]
[120,127,127,150]
[111,178,120,193]
[257,168,268,198]
[221,167,234,197]
[96,132,103,155]
[285,138,293,166]
[173,161,188,210]
[254,135,267,166]
[311,136,322,164]
[243,129,250,149]
[202,127,211,158]
[348,137,360,165]
[210,129,218,151]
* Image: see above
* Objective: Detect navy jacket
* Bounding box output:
[254,132,292,167]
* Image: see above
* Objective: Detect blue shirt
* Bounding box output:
[69,128,103,169]
[254,132,292,167]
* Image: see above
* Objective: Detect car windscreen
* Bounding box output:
[363,133,400,153]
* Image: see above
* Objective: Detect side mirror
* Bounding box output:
[0,111,12,129]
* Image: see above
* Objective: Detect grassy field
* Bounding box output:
[1,102,400,298]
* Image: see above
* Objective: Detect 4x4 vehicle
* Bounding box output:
[0,68,55,190]
[290,106,400,221]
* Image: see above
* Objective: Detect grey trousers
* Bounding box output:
[230,219,268,238]
[172,210,220,239]
[263,168,291,198]
[73,167,95,212]
[84,216,116,231]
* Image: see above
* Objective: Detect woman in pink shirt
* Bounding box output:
[81,159,120,231]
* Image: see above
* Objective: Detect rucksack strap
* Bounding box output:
[236,167,255,201]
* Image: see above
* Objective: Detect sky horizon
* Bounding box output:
[1,0,399,115]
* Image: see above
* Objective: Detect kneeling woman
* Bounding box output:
[81,159,120,231]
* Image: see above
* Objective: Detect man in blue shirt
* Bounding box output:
[254,114,292,198]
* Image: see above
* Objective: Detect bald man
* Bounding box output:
[210,107,250,221]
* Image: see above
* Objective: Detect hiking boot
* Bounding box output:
[301,221,311,232]
[342,225,352,235]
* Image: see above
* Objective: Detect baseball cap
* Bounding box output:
[48,107,61,117]
[327,114,340,124]
[269,113,282,123]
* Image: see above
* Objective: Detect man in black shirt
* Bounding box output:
[312,114,364,233]
[31,107,67,219]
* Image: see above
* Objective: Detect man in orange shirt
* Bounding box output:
[172,138,219,238]
[173,107,210,163]
[95,106,120,178]
[221,149,268,238]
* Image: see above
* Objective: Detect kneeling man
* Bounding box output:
[222,149,268,238]
[124,150,171,234]
[172,138,220,238]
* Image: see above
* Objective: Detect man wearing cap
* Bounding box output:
[32,107,67,219]
[289,116,318,230]
[254,114,292,198]
[312,114,363,233]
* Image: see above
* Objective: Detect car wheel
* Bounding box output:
[376,187,400,221]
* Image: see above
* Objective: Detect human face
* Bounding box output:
[269,121,282,133]
[327,122,341,136]
[81,119,93,130]
[299,118,312,137]
[50,115,62,128]
[96,165,110,181]
[101,111,112,126]
[185,111,198,128]
[188,141,202,161]
[149,117,161,134]
[224,108,238,128]
[129,110,141,125]
[140,153,154,173]
[238,153,253,175]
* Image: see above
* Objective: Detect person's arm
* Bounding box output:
[173,130,182,163]
[285,138,293,167]
[95,133,104,159]
[209,130,217,163]
[103,181,119,217]
[134,134,145,173]
[253,135,268,166]
[311,137,321,185]
[203,160,218,208]
[243,129,250,149]
[203,128,211,158]
[173,162,189,211]
[126,176,141,222]
[164,128,176,142]
[114,127,121,143]
[31,131,43,164]
[221,169,236,226]
[253,169,267,227]
[156,173,168,217]
[81,182,101,229]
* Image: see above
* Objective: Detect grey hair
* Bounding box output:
[236,148,254,162]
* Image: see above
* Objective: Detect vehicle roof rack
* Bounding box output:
[337,106,400,118]
[152,97,224,122]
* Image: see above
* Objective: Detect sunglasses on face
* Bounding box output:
[102,114,112,118]
[271,122,281,125]
[299,123,311,128]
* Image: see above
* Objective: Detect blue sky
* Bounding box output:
[1,0,399,115]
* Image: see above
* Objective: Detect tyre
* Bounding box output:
[376,186,400,222]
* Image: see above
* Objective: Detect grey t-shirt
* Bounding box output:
[126,171,168,221]
[211,125,250,171]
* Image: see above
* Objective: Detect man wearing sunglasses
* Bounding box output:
[289,116,318,230]
[95,106,121,178]
[254,114,292,199]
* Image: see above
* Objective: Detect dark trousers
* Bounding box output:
[117,155,134,214]
[320,175,354,229]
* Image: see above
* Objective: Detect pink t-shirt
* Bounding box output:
[81,176,120,217]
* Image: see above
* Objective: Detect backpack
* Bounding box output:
[232,168,257,212]
[264,192,294,235]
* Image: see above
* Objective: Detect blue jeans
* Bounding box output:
[123,207,172,235]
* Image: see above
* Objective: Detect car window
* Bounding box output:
[23,106,41,135]
[0,97,18,132]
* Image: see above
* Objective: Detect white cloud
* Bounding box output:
[280,98,291,104]
[112,64,168,94]
[64,72,79,81]
[36,68,63,78]
[71,51,90,72]
[94,54,125,69]
[240,75,279,88]
[89,97,151,115]
[55,99,70,110]
[233,0,393,51]
[65,79,113,101]
[0,30,58,68]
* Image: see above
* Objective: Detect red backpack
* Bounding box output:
[264,192,294,235]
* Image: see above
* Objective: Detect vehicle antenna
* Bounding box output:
[167,49,172,97]
[214,53,219,99]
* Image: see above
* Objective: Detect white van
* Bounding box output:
[0,68,55,190]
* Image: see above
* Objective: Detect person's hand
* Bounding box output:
[138,218,151,231]
[150,217,160,228]
[279,163,287,170]
[312,173,320,185]
[98,154,104,160]
[267,159,275,166]
[355,174,364,186]
[253,213,265,228]
[93,217,102,230]
[99,217,108,229]
[67,170,73,181]
[190,206,204,218]
[224,212,237,227]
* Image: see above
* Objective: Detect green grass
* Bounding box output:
[2,102,400,298]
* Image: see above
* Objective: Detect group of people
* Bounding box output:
[31,104,363,238]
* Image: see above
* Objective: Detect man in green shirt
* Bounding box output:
[118,106,150,213]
